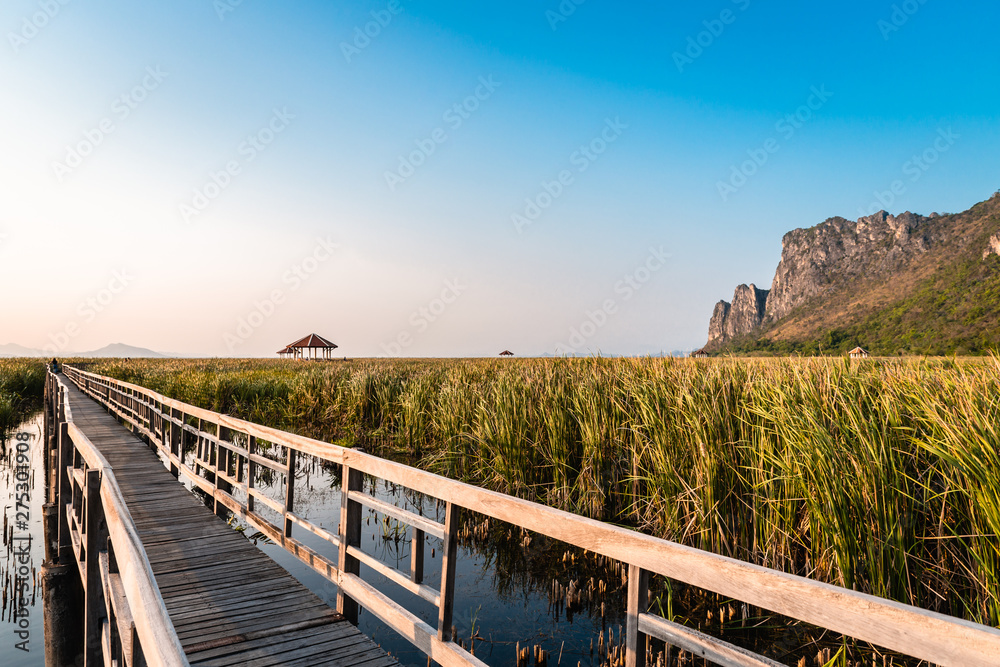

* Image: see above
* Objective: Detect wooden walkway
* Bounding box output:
[60,377,399,667]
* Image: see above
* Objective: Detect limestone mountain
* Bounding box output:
[705,191,1000,355]
[707,284,768,346]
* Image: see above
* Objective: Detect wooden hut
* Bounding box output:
[499,350,514,357]
[277,346,294,359]
[848,346,870,359]
[691,349,710,359]
[286,334,339,360]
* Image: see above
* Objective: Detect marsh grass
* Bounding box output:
[0,359,45,434]
[86,355,1000,626]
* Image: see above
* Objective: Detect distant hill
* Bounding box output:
[704,191,1000,356]
[78,343,167,358]
[0,343,46,357]
[0,342,168,358]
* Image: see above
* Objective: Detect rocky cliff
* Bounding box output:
[702,192,1000,354]
[707,283,769,346]
[764,211,934,323]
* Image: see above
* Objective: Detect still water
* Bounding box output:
[0,414,45,667]
[209,450,631,667]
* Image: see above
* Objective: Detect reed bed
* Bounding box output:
[86,355,1000,627]
[0,359,45,435]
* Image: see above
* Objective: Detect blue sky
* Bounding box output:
[1,0,998,357]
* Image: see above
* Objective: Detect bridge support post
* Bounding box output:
[337,465,363,624]
[42,561,84,667]
[625,565,650,667]
[411,528,425,585]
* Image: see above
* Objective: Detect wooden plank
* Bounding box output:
[345,544,441,606]
[183,618,354,663]
[339,573,487,667]
[175,606,341,644]
[173,600,333,638]
[638,613,785,667]
[187,623,359,666]
[285,510,341,549]
[348,490,446,540]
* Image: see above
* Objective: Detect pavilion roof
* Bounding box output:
[287,333,338,349]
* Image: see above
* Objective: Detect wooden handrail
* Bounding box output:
[62,365,1000,667]
[51,371,190,667]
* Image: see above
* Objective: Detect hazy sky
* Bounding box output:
[2,1,998,357]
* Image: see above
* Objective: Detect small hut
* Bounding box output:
[848,346,870,359]
[499,350,514,357]
[277,346,294,359]
[285,334,339,360]
[692,349,710,359]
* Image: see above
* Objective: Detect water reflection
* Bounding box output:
[0,415,44,667]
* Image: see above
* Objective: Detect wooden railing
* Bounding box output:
[45,369,190,667]
[62,365,1000,667]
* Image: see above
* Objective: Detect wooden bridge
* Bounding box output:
[42,365,1000,667]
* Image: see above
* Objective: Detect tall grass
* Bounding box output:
[0,359,45,434]
[86,355,1000,626]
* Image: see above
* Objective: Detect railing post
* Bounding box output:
[214,424,231,519]
[247,435,257,514]
[84,468,104,667]
[337,464,363,624]
[283,448,297,538]
[168,408,180,479]
[626,565,650,667]
[438,502,459,642]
